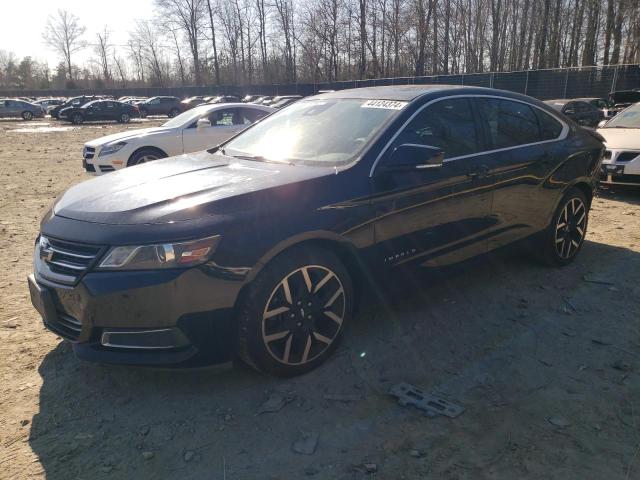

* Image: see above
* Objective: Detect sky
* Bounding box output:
[0,0,156,67]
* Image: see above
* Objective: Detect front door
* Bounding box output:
[182,108,245,153]
[370,97,494,268]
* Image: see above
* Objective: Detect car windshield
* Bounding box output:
[602,103,640,128]
[162,105,213,128]
[220,98,405,166]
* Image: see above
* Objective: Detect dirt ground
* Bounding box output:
[1,117,639,480]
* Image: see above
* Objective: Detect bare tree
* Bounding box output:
[42,9,86,80]
[155,0,207,85]
[95,27,112,83]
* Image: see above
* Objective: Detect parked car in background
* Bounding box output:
[606,90,640,117]
[0,98,44,120]
[82,103,273,174]
[33,98,64,110]
[242,95,261,103]
[250,96,272,104]
[121,97,147,106]
[207,95,241,104]
[544,99,602,128]
[50,96,101,119]
[180,96,206,111]
[597,102,640,186]
[270,95,303,109]
[136,96,182,118]
[263,95,302,107]
[30,86,603,375]
[59,100,139,125]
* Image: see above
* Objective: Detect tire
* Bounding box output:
[536,187,589,266]
[71,113,84,125]
[237,246,354,376]
[21,111,33,121]
[168,108,179,118]
[127,148,167,167]
[139,108,148,119]
[119,113,131,124]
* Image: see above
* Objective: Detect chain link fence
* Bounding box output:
[2,64,639,100]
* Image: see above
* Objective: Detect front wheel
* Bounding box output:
[537,188,589,266]
[71,113,84,125]
[139,109,148,119]
[127,148,167,166]
[119,113,131,123]
[237,246,353,376]
[21,111,33,121]
[168,108,179,118]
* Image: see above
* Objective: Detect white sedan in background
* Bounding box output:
[597,102,640,187]
[82,103,274,174]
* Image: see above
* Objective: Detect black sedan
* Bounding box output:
[59,100,139,125]
[50,95,101,119]
[544,99,603,128]
[136,96,182,118]
[28,86,604,375]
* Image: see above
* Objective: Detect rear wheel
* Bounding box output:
[237,246,353,376]
[537,188,589,266]
[119,113,131,123]
[21,111,33,121]
[71,113,84,125]
[127,148,167,167]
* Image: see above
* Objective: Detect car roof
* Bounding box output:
[313,84,468,101]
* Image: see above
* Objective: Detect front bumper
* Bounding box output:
[28,246,245,366]
[82,145,127,175]
[599,149,640,186]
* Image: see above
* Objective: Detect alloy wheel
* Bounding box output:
[261,265,346,366]
[555,197,587,259]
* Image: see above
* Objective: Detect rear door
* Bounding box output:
[370,97,494,268]
[474,97,567,249]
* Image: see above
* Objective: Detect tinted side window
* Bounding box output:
[476,98,540,148]
[535,109,563,140]
[395,98,479,159]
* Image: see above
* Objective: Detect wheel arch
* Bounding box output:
[235,232,368,313]
[127,146,168,166]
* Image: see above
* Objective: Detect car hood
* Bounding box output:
[53,151,334,225]
[85,127,173,147]
[597,128,640,150]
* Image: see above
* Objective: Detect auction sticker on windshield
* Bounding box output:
[362,100,408,110]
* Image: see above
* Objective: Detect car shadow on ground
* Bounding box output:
[28,238,640,479]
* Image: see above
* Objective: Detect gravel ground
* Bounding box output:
[1,118,639,479]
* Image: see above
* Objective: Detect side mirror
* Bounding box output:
[597,120,607,128]
[378,144,444,174]
[197,118,211,129]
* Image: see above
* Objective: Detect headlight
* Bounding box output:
[98,236,220,270]
[99,142,127,157]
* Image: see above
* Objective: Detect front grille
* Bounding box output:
[39,236,104,285]
[85,163,96,173]
[49,311,82,341]
[617,152,639,163]
[99,165,115,173]
[83,146,95,159]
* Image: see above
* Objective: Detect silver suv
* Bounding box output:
[0,99,45,120]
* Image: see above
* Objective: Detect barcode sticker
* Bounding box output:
[361,100,407,110]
